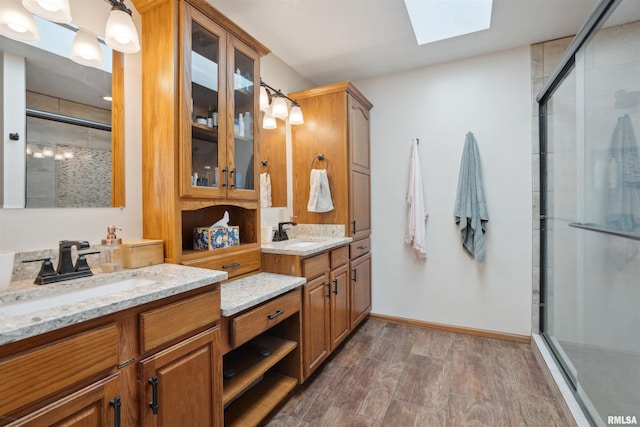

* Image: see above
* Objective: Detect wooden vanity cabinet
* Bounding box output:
[0,285,222,427]
[220,288,302,427]
[263,245,352,380]
[132,0,269,276]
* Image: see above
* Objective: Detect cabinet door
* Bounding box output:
[9,374,120,427]
[181,4,228,198]
[140,328,222,427]
[302,274,331,379]
[348,95,371,238]
[329,264,350,351]
[226,36,260,201]
[350,253,372,330]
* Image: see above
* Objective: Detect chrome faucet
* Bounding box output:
[273,221,297,242]
[23,240,98,285]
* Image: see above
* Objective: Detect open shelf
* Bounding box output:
[224,372,297,427]
[223,335,297,405]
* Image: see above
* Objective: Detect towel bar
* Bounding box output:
[311,154,328,170]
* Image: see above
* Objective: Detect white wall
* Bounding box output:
[355,46,533,336]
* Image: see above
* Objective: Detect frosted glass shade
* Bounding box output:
[263,113,277,130]
[289,104,304,125]
[259,86,269,111]
[0,0,38,42]
[71,29,103,67]
[105,8,140,53]
[271,96,288,119]
[22,0,70,23]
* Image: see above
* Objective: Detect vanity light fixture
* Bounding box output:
[71,28,103,67]
[259,79,304,129]
[0,0,39,42]
[0,0,140,57]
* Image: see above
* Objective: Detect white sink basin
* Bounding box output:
[0,277,157,316]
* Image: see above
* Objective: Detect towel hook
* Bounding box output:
[261,159,270,174]
[311,154,328,170]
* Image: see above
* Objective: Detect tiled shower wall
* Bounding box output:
[530,36,573,333]
[25,92,112,208]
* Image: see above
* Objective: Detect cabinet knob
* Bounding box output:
[267,309,284,320]
[110,396,122,427]
[325,283,331,298]
[333,279,338,295]
[148,376,159,414]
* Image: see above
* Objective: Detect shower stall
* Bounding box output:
[538,0,640,425]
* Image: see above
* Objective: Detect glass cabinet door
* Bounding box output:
[228,38,259,199]
[182,6,227,198]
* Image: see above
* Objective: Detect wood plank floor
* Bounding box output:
[265,318,568,426]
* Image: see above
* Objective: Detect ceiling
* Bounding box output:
[209,0,600,86]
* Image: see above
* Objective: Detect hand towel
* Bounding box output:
[454,132,489,261]
[307,169,334,212]
[606,114,640,269]
[260,172,272,208]
[405,139,427,259]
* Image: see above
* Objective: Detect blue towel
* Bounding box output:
[454,132,489,261]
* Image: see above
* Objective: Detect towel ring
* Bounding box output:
[261,160,270,174]
[311,154,328,170]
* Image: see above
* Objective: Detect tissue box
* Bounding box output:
[193,226,240,250]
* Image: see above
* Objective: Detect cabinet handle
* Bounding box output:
[222,262,241,269]
[110,396,121,427]
[357,245,368,250]
[230,168,236,189]
[267,309,284,320]
[148,376,159,414]
[222,167,228,188]
[352,220,357,235]
[333,279,338,295]
[326,283,331,298]
[352,269,357,282]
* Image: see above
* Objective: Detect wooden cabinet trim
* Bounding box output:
[0,324,119,417]
[140,290,220,353]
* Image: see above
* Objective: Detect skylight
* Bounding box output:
[404,0,493,45]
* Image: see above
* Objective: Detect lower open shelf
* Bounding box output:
[224,372,298,427]
[223,335,297,405]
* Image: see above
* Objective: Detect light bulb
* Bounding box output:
[259,86,269,111]
[263,113,277,130]
[71,28,103,67]
[105,8,140,53]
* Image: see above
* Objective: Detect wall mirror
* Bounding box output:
[0,15,124,209]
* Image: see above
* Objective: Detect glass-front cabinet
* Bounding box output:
[181,4,259,202]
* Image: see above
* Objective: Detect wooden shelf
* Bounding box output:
[224,372,297,427]
[223,335,298,405]
[181,242,260,262]
[192,123,218,141]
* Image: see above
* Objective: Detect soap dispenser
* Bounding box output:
[101,226,123,272]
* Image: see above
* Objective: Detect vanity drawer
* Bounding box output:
[302,252,329,280]
[230,288,300,348]
[350,237,371,259]
[140,290,220,353]
[330,245,349,268]
[183,249,261,280]
[0,324,119,416]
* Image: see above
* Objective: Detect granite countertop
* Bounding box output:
[221,272,306,317]
[261,236,352,256]
[0,264,227,346]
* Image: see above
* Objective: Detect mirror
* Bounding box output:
[0,16,124,208]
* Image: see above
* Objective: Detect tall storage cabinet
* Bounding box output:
[289,82,373,331]
[132,0,269,279]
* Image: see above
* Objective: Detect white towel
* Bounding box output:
[405,139,427,259]
[307,169,334,212]
[260,172,272,208]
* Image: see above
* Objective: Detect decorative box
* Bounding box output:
[122,239,164,268]
[193,226,240,250]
